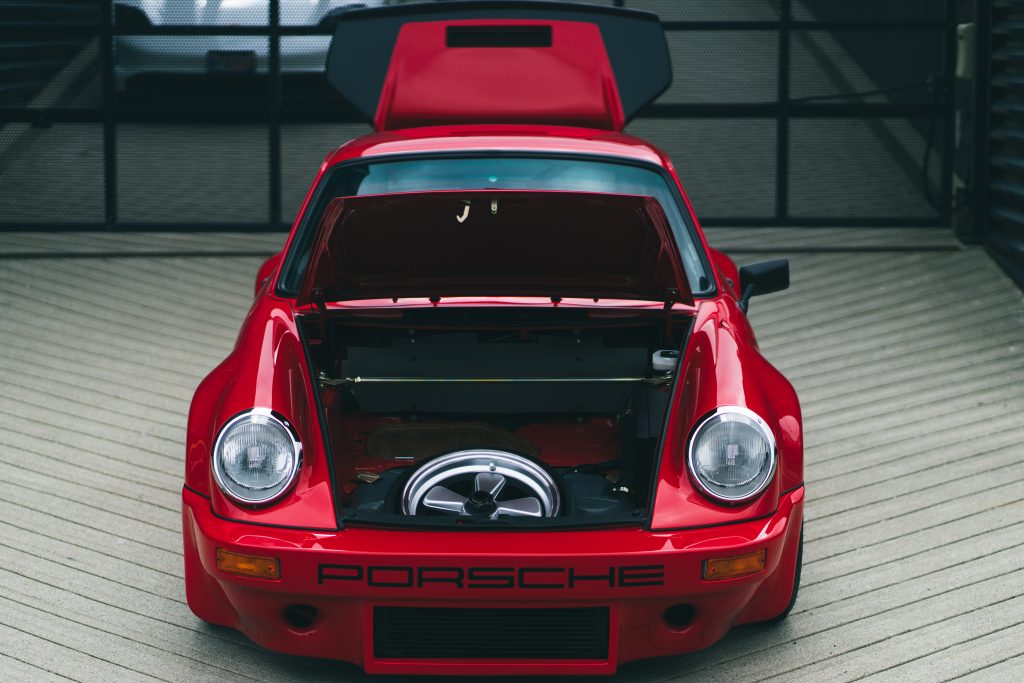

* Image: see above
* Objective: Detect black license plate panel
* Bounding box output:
[207,50,257,74]
[373,606,610,660]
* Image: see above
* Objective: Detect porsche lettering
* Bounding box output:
[317,564,666,588]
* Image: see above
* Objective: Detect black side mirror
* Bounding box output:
[738,259,789,312]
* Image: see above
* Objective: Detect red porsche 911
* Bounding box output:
[182,2,803,675]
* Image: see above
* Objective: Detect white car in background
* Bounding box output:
[112,1,393,93]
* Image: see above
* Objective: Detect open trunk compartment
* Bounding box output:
[301,307,692,528]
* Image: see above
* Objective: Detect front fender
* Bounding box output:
[650,299,802,530]
[185,294,337,530]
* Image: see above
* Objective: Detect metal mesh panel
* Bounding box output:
[0,124,103,223]
[279,36,341,111]
[626,118,776,219]
[792,0,944,22]
[0,0,954,230]
[789,118,944,219]
[113,1,269,105]
[790,29,944,103]
[115,35,271,107]
[657,31,777,104]
[118,124,269,224]
[281,123,372,223]
[13,39,100,110]
[115,1,268,24]
[625,1,779,21]
[0,1,102,224]
[2,1,100,109]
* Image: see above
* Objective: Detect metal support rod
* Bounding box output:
[775,0,791,224]
[101,0,117,229]
[659,20,949,31]
[269,0,283,229]
[940,0,958,220]
[321,375,671,386]
[0,19,948,38]
[0,216,953,232]
[0,102,947,124]
[972,0,993,239]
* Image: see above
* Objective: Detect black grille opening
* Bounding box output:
[446,25,553,48]
[663,603,695,629]
[283,604,318,630]
[373,606,609,660]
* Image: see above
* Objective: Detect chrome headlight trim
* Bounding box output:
[211,408,302,506]
[686,406,777,504]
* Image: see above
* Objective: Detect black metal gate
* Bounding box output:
[0,0,956,231]
[976,0,1024,285]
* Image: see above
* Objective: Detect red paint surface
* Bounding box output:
[374,20,624,131]
[184,121,803,672]
[183,486,803,675]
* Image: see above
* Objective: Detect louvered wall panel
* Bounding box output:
[987,0,1024,284]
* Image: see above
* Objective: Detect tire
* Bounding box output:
[769,522,803,622]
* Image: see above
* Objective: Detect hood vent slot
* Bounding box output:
[446,25,552,48]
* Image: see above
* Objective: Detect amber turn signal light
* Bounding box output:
[216,548,280,579]
[702,549,766,580]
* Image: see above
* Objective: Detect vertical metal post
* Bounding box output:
[972,0,992,239]
[939,0,957,223]
[101,0,117,229]
[776,0,791,224]
[269,0,283,229]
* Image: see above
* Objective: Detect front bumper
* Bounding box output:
[182,486,803,675]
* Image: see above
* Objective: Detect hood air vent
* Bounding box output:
[446,25,552,48]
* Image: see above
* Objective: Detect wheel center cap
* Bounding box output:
[465,490,497,515]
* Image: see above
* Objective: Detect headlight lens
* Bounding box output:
[687,407,776,503]
[212,410,301,505]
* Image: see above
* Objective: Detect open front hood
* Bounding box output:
[296,190,693,307]
[326,2,671,131]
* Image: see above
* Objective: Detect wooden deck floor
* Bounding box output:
[1,228,1022,681]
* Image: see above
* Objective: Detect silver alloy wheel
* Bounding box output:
[401,449,561,518]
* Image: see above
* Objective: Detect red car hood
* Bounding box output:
[296,190,693,307]
[325,4,671,132]
[373,19,624,131]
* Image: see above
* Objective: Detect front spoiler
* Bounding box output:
[182,486,803,675]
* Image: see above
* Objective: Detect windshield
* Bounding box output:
[278,155,713,297]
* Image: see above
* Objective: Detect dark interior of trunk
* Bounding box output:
[300,307,693,528]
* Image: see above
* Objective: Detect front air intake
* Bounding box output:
[373,606,610,659]
[446,25,552,48]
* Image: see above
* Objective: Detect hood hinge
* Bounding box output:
[312,287,330,344]
[662,288,679,341]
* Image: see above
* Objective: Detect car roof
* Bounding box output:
[322,124,671,169]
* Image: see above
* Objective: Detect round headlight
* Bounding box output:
[686,407,776,504]
[212,410,302,505]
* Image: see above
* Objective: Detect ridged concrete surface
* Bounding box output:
[0,229,1022,681]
